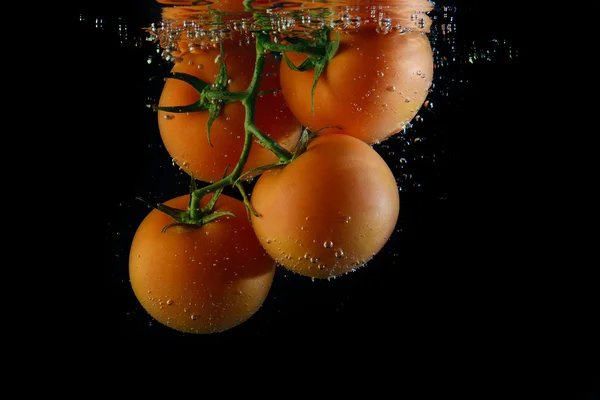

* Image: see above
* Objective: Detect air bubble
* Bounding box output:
[323,240,333,248]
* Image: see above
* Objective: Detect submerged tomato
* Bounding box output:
[280,29,433,144]
[158,42,301,183]
[250,133,400,279]
[129,194,276,334]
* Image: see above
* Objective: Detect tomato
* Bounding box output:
[250,133,400,279]
[158,41,302,183]
[279,29,433,144]
[129,194,276,334]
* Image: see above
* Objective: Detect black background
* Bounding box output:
[77,0,596,392]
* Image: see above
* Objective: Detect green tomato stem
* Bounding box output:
[188,123,255,219]
[164,31,333,224]
[244,33,293,163]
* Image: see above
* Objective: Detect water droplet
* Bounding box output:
[323,240,334,248]
[163,114,174,120]
[191,314,198,320]
[310,257,319,264]
[166,299,173,306]
[317,264,326,270]
[335,249,345,258]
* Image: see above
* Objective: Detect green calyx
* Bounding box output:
[267,29,340,115]
[137,174,235,231]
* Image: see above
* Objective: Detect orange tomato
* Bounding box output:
[250,133,400,279]
[158,41,302,183]
[279,29,433,144]
[129,194,276,334]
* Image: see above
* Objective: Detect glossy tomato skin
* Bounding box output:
[129,194,276,334]
[158,42,301,183]
[250,133,400,279]
[279,29,433,144]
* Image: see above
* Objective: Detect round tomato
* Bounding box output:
[279,29,433,144]
[129,194,275,334]
[250,133,400,279]
[158,41,302,183]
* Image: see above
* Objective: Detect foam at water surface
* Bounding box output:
[148,0,435,57]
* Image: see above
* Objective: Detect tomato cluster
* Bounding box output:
[129,22,433,334]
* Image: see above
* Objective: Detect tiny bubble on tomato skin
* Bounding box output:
[334,249,345,258]
[323,240,334,248]
[166,299,174,306]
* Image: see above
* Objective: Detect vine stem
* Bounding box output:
[187,32,294,219]
[243,33,293,163]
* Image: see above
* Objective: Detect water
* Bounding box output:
[84,1,532,338]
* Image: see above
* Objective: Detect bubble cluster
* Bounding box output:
[146,1,434,61]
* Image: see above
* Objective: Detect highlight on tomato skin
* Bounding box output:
[128,194,276,334]
[157,41,302,183]
[279,28,434,145]
[249,133,400,279]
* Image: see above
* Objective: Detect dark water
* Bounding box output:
[81,1,597,388]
